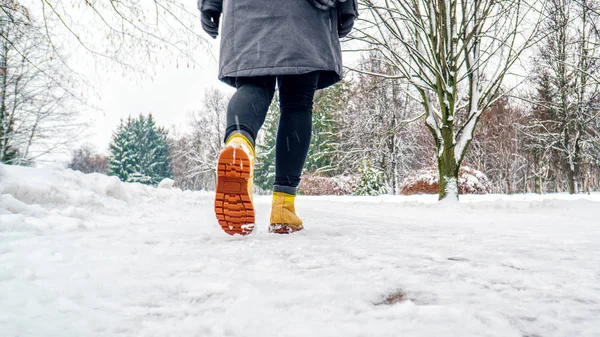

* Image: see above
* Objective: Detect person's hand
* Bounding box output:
[201,9,221,39]
[338,14,355,38]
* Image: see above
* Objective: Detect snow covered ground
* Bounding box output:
[1,164,599,337]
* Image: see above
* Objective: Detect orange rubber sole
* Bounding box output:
[214,146,255,236]
[268,224,303,234]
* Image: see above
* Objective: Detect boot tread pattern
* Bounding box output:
[215,147,255,235]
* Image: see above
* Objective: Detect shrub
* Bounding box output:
[354,159,389,196]
[68,145,109,174]
[298,173,359,195]
[401,166,492,195]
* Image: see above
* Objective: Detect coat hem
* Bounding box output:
[219,66,342,90]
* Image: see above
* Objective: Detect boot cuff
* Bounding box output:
[225,130,255,148]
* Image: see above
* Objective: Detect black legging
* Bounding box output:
[224,71,319,192]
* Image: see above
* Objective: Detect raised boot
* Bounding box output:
[214,133,255,235]
[269,191,304,234]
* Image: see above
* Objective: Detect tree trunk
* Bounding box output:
[438,125,459,200]
[506,166,512,194]
[1,35,8,162]
[566,165,576,194]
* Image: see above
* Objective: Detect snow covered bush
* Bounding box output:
[157,178,175,189]
[298,173,359,195]
[401,166,492,195]
[354,159,389,196]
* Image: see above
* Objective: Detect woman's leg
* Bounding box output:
[274,71,319,194]
[216,76,276,236]
[224,76,276,145]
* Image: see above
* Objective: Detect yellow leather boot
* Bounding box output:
[269,192,304,234]
[214,133,255,235]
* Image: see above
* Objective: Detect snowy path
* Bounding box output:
[1,164,600,337]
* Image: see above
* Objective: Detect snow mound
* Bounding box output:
[157,178,175,189]
[1,165,133,205]
[0,164,190,232]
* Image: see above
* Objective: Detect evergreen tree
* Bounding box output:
[0,138,19,164]
[303,82,345,176]
[522,68,561,193]
[108,119,134,182]
[255,93,280,192]
[355,158,388,196]
[127,115,150,183]
[108,114,172,185]
[255,83,346,191]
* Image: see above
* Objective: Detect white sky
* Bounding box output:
[21,0,237,165]
[84,42,234,156]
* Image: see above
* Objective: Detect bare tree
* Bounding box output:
[465,96,528,194]
[1,1,84,164]
[522,0,600,194]
[68,144,109,174]
[351,0,542,200]
[170,87,228,190]
[32,0,207,72]
[340,52,426,194]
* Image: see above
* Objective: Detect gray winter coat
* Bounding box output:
[199,0,358,90]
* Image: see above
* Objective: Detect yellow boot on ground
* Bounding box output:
[214,133,256,236]
[269,192,304,234]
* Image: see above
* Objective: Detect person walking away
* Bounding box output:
[198,0,358,235]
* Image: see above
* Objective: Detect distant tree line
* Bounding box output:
[169,0,599,197]
[167,45,600,195]
[5,0,599,198]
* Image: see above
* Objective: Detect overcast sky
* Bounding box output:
[22,0,236,165]
[84,40,233,155]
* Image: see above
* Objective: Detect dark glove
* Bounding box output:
[198,0,222,39]
[338,14,355,38]
[201,10,220,39]
[337,0,357,38]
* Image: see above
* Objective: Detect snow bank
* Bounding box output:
[0,165,201,233]
[1,164,599,337]
[2,165,131,232]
